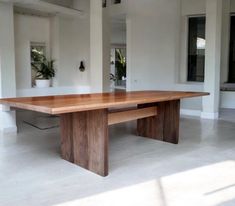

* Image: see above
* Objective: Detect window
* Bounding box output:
[187,16,206,82]
[229,16,235,83]
[110,47,126,89]
[30,42,46,87]
[115,48,126,88]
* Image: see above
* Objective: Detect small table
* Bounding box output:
[0,91,209,176]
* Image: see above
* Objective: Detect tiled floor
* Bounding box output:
[1,110,235,206]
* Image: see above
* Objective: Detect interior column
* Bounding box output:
[60,109,109,176]
[202,0,223,119]
[0,2,17,133]
[102,4,111,92]
[90,0,103,93]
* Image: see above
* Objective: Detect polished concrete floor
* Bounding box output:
[1,110,235,206]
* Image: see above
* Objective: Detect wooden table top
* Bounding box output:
[0,91,209,114]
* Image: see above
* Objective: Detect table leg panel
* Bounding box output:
[87,109,109,176]
[163,100,180,144]
[137,100,180,144]
[60,109,109,176]
[72,111,89,169]
[61,113,74,162]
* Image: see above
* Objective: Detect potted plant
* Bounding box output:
[115,49,126,87]
[31,50,55,88]
[110,73,116,89]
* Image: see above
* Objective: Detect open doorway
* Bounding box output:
[110,16,127,91]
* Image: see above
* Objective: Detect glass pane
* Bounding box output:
[115,48,126,87]
[187,17,206,82]
[229,16,235,83]
[30,43,46,87]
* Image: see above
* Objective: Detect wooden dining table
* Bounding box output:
[0,91,209,176]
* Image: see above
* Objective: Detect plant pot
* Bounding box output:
[110,80,115,88]
[35,79,51,88]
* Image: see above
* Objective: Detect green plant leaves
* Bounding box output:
[31,50,55,79]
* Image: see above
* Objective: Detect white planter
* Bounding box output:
[110,81,115,92]
[35,79,51,88]
[110,81,115,88]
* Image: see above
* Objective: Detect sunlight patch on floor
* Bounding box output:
[53,161,235,206]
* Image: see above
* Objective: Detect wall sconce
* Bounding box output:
[79,61,85,72]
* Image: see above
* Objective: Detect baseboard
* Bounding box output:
[0,126,17,134]
[201,112,219,119]
[0,110,17,134]
[180,109,219,119]
[17,86,91,97]
[180,109,201,117]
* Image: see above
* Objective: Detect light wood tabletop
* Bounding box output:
[0,91,209,114]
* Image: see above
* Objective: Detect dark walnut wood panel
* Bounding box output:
[61,109,108,176]
[0,91,209,115]
[137,100,180,144]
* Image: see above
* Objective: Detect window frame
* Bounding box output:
[186,15,206,83]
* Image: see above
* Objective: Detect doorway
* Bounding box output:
[110,16,127,91]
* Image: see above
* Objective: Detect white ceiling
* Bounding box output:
[0,0,83,18]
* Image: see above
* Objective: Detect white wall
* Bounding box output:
[14,1,91,97]
[127,0,181,91]
[125,0,206,112]
[221,91,235,108]
[14,14,50,90]
[181,0,206,15]
[125,0,210,112]
[111,21,126,45]
[56,16,90,87]
[230,0,235,11]
[41,0,73,8]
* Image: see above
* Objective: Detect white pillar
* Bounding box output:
[202,0,223,119]
[50,16,60,87]
[90,0,103,93]
[102,7,111,92]
[90,0,110,93]
[126,17,131,91]
[0,3,17,133]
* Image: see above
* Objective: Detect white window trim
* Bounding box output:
[179,14,206,85]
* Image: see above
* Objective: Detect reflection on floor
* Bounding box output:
[23,114,59,130]
[1,109,235,206]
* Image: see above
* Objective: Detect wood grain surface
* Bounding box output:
[137,100,180,144]
[108,106,157,125]
[61,109,108,176]
[0,91,209,114]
